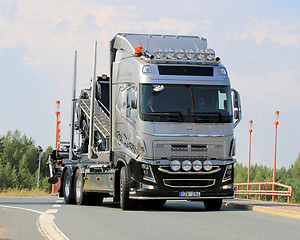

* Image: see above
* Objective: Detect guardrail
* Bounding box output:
[235,182,292,203]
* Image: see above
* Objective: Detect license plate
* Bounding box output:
[179,191,201,197]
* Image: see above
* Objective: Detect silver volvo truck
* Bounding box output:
[49,33,242,210]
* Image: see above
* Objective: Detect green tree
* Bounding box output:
[18,157,34,189]
[235,163,247,183]
[0,162,18,190]
[291,153,300,203]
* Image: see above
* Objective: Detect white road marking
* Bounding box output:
[0,203,69,240]
[52,204,61,208]
[46,209,58,214]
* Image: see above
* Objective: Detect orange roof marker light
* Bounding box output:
[134,46,143,55]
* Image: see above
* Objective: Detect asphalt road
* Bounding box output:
[0,196,299,240]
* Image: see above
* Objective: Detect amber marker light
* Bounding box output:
[134,46,143,55]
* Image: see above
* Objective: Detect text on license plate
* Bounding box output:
[179,191,201,197]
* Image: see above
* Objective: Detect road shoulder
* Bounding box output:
[224,198,300,220]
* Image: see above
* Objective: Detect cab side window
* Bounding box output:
[127,88,137,122]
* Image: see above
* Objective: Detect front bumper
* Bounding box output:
[128,158,236,200]
[129,189,234,200]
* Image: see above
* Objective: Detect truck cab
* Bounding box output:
[109,34,241,208]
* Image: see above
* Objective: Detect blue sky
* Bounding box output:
[1,0,300,169]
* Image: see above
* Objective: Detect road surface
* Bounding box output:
[0,196,299,240]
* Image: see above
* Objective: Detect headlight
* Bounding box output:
[175,48,185,59]
[222,165,233,182]
[154,47,164,59]
[192,160,202,171]
[185,48,195,59]
[164,48,174,59]
[203,160,213,171]
[205,48,215,60]
[141,164,156,183]
[196,49,206,60]
[182,160,192,171]
[170,160,181,171]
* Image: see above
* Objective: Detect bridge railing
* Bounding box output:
[234,182,292,203]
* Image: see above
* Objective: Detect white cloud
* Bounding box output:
[240,19,300,47]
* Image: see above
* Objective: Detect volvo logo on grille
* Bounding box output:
[186,126,193,131]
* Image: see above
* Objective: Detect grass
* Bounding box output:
[0,188,50,197]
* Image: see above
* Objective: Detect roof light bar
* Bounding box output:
[142,47,219,64]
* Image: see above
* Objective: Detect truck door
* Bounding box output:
[115,84,138,154]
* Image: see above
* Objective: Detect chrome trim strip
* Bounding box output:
[163,179,215,188]
[158,168,221,175]
[211,159,237,165]
[152,133,226,138]
[141,56,220,66]
[129,196,234,200]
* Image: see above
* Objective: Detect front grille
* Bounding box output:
[163,179,215,188]
[154,142,224,159]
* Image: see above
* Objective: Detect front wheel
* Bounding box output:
[63,169,75,204]
[120,167,135,210]
[203,199,223,211]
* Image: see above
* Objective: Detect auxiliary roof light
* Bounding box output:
[154,47,164,59]
[170,160,181,172]
[164,48,175,59]
[182,160,192,171]
[175,48,185,59]
[203,160,213,171]
[195,49,206,60]
[142,65,152,73]
[185,48,195,59]
[220,67,227,75]
[192,160,202,171]
[205,48,215,60]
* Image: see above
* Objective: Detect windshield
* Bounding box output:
[140,84,233,123]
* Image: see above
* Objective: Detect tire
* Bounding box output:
[203,199,223,211]
[120,166,135,210]
[63,169,75,204]
[74,168,85,205]
[74,169,104,206]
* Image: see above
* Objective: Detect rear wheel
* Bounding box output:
[74,169,104,206]
[74,168,85,205]
[63,169,75,204]
[120,167,135,210]
[203,199,223,211]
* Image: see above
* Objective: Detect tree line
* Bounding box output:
[0,130,52,192]
[0,130,299,203]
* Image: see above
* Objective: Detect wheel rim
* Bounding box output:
[75,175,82,199]
[64,175,70,198]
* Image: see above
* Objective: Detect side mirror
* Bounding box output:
[231,89,242,127]
[233,91,240,108]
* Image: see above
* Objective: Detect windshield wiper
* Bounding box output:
[151,112,184,122]
[193,112,222,123]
